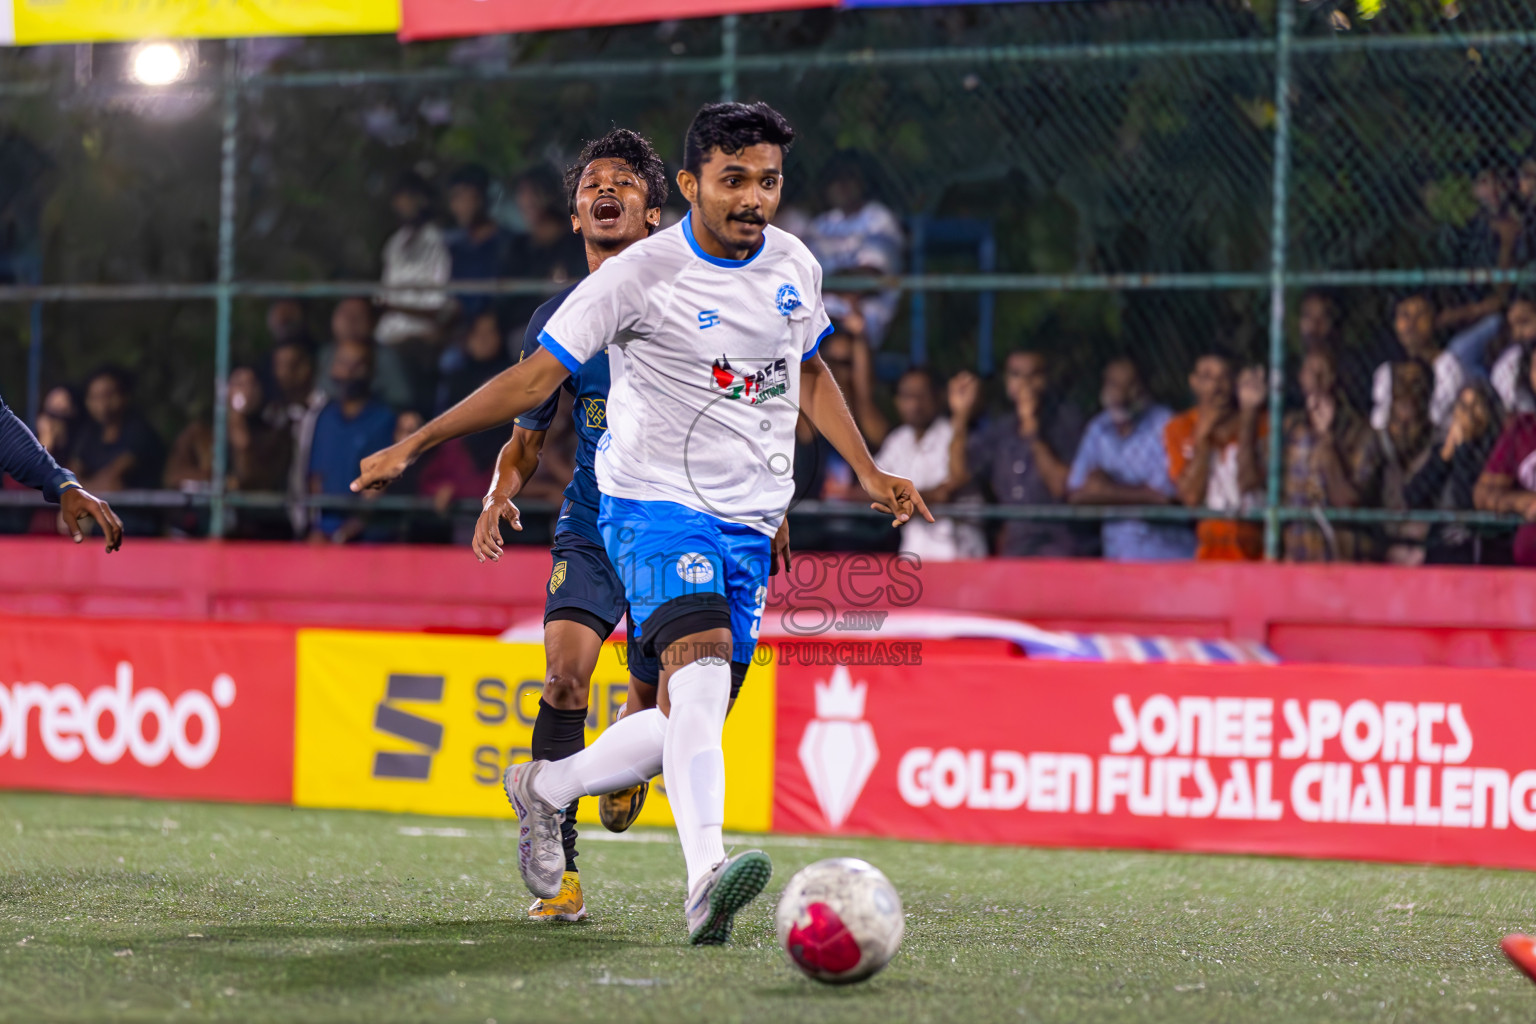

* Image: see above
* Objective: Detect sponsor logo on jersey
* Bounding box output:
[698,309,722,330]
[776,283,803,316]
[549,560,568,594]
[676,553,716,584]
[710,354,789,405]
[580,396,606,430]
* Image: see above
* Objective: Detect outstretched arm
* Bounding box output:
[0,396,122,550]
[471,427,547,563]
[801,354,934,527]
[1,396,76,501]
[352,347,570,492]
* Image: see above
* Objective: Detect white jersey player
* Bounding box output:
[352,101,933,946]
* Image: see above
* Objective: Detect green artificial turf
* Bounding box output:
[0,792,1533,1023]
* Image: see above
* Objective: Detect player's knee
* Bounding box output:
[542,669,590,711]
[648,597,731,667]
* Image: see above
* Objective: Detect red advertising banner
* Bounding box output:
[400,0,837,41]
[0,618,295,803]
[775,650,1536,871]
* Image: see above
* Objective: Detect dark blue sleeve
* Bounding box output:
[0,395,78,503]
[514,291,570,432]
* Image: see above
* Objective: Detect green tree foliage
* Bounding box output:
[1,0,1533,431]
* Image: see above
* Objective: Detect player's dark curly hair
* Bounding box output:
[564,128,669,224]
[683,101,795,174]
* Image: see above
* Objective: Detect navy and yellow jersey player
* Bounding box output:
[467,128,786,923]
[513,282,611,554]
[467,129,662,924]
[0,394,123,551]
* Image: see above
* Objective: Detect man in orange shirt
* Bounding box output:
[1165,350,1268,560]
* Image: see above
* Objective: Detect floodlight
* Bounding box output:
[129,42,190,87]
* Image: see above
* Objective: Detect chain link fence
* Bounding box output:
[1,0,1535,562]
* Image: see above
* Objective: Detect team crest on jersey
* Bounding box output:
[549,560,567,594]
[710,354,789,405]
[775,283,802,316]
[581,396,607,430]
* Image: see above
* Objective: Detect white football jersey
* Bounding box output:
[539,213,832,535]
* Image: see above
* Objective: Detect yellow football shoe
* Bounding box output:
[599,780,649,833]
[527,870,587,922]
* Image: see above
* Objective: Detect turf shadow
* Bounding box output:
[79,919,646,997]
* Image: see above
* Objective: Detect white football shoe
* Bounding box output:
[503,760,566,900]
[685,850,773,946]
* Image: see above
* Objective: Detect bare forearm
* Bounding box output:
[1440,297,1503,331]
[1237,414,1263,493]
[1176,444,1213,507]
[487,432,544,502]
[946,419,972,494]
[855,393,890,449]
[229,446,252,487]
[802,356,880,482]
[1033,441,1071,499]
[90,453,136,491]
[849,352,890,447]
[1071,478,1169,506]
[227,421,260,486]
[1475,476,1527,514]
[415,352,567,457]
[1315,443,1360,507]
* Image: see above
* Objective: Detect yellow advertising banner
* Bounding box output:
[293,630,775,832]
[12,0,398,45]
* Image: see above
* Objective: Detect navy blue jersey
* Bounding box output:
[0,394,77,502]
[514,284,608,539]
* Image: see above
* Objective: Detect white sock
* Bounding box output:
[534,707,666,807]
[664,659,731,893]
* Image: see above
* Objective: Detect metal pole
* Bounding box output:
[210,43,239,538]
[720,14,739,102]
[1263,0,1294,561]
[23,232,41,423]
[910,218,926,366]
[25,302,41,425]
[977,230,996,376]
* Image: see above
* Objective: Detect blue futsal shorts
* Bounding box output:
[544,521,660,687]
[598,495,770,696]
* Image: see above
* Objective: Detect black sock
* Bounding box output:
[531,698,587,873]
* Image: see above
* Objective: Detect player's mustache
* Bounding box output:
[728,212,765,224]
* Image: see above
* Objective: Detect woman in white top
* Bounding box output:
[1490,295,1536,414]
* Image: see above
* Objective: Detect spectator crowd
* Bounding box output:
[13,151,1536,567]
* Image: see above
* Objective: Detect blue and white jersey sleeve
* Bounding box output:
[803,257,833,362]
[514,285,578,432]
[566,219,833,536]
[536,254,653,371]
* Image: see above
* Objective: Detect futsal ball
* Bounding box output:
[775,857,904,984]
